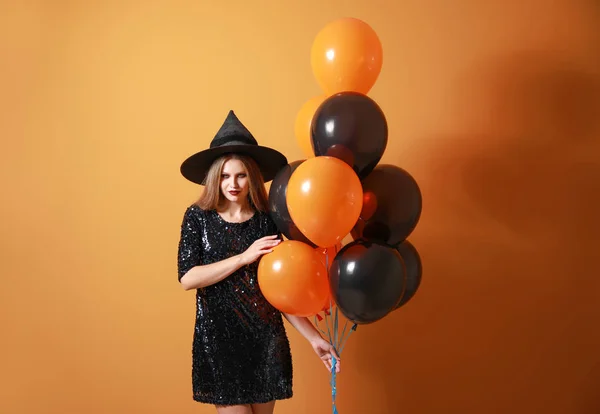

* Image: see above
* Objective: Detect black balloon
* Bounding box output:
[351,164,422,246]
[394,240,422,309]
[268,160,317,247]
[311,92,388,179]
[329,240,407,324]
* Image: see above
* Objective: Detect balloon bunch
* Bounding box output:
[258,17,423,413]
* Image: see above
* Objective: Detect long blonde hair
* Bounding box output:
[195,154,269,212]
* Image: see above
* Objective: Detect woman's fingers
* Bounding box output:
[259,240,280,249]
[322,354,340,373]
[247,236,281,258]
[258,243,278,254]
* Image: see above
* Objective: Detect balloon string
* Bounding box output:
[339,323,358,354]
[334,306,339,350]
[324,248,334,346]
[314,316,327,337]
[331,357,339,414]
[327,249,339,351]
[324,304,334,345]
[324,245,350,414]
[325,246,338,414]
[338,321,348,350]
[331,322,357,414]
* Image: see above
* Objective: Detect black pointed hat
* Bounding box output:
[180,110,288,185]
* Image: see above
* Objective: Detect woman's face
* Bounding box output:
[220,158,250,204]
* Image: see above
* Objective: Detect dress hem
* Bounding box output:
[192,392,293,406]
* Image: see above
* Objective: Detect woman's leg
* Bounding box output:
[215,404,252,414]
[251,401,275,414]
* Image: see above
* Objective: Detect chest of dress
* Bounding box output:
[200,215,268,263]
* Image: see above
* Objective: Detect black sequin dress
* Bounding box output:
[177,205,293,405]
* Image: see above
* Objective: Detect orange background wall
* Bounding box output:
[1,1,599,413]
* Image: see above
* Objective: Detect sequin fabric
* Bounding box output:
[177,205,293,405]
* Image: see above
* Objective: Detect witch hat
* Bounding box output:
[180,110,288,185]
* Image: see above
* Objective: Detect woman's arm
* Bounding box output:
[180,254,246,290]
[282,314,323,344]
[179,234,281,291]
[283,313,341,373]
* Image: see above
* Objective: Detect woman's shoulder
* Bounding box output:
[182,204,212,223]
[183,203,202,216]
[185,203,203,213]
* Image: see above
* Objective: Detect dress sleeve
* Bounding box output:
[177,206,203,281]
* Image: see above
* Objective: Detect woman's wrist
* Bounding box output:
[308,332,325,345]
[236,252,248,267]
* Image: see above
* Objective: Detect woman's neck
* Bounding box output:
[218,200,253,217]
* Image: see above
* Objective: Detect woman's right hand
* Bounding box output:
[239,235,281,266]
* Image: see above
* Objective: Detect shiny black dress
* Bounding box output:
[177,205,293,405]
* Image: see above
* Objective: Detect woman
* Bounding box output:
[177,110,340,414]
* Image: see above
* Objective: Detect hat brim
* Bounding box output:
[180,145,288,185]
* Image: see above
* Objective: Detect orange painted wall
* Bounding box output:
[1,1,599,413]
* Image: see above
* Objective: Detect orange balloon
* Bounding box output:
[286,156,363,247]
[258,240,329,317]
[310,18,383,95]
[294,95,327,158]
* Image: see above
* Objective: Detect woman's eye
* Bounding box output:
[238,174,246,178]
[221,174,229,179]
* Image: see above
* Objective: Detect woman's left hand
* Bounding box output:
[311,337,341,373]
